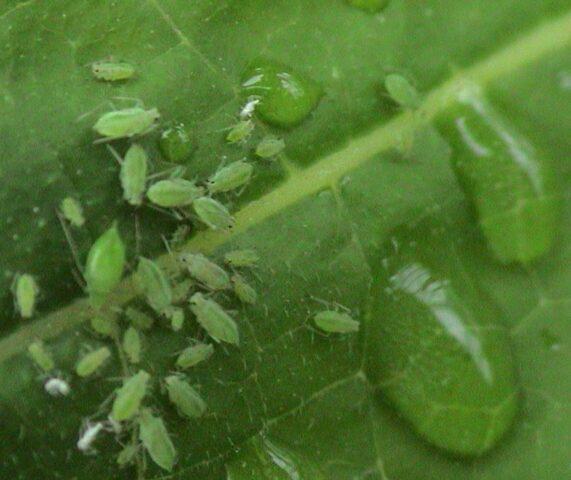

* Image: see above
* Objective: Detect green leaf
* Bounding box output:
[0,1,570,479]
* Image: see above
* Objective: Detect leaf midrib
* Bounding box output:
[1,10,570,363]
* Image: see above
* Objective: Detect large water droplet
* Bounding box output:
[158,123,194,164]
[365,217,520,456]
[226,435,325,479]
[346,0,389,13]
[241,59,323,129]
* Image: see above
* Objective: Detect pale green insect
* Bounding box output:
[207,161,254,194]
[171,278,195,304]
[226,119,254,143]
[176,343,214,369]
[163,306,185,331]
[85,224,126,305]
[91,60,135,82]
[231,274,257,305]
[314,310,360,333]
[12,273,39,319]
[76,346,112,377]
[60,197,85,227]
[93,107,160,142]
[119,144,148,206]
[224,249,259,268]
[164,375,207,419]
[190,292,239,345]
[90,315,119,337]
[125,307,155,331]
[116,444,138,468]
[123,327,142,364]
[111,370,150,422]
[147,179,205,207]
[384,74,421,109]
[138,408,177,472]
[193,197,235,231]
[255,135,285,159]
[136,257,173,314]
[28,341,55,372]
[179,253,230,290]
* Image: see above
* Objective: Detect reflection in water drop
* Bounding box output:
[241,59,323,129]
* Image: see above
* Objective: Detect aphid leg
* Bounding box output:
[111,96,145,108]
[134,213,142,260]
[56,210,86,288]
[106,144,124,165]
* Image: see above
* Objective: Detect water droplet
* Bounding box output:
[241,59,323,129]
[158,123,194,163]
[365,217,520,456]
[346,0,389,13]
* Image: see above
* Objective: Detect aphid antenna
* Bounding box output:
[110,96,145,108]
[105,144,124,165]
[145,203,184,220]
[55,210,86,285]
[75,101,113,123]
[134,213,142,260]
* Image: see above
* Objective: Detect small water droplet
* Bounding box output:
[241,59,323,129]
[540,327,562,351]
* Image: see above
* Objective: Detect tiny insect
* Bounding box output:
[85,224,126,305]
[224,249,259,268]
[207,161,254,194]
[118,144,148,206]
[239,96,261,119]
[44,377,71,397]
[231,274,257,305]
[175,342,214,369]
[93,106,160,142]
[171,278,195,304]
[136,257,173,314]
[111,370,150,422]
[193,197,235,231]
[226,119,255,144]
[189,293,239,345]
[28,341,55,372]
[138,409,177,472]
[60,197,85,227]
[147,179,205,208]
[125,307,155,331]
[91,60,135,82]
[90,315,119,337]
[76,346,112,377]
[384,74,421,109]
[164,375,207,419]
[12,273,39,319]
[313,310,360,333]
[255,135,285,159]
[179,253,230,290]
[77,421,105,455]
[123,327,142,364]
[117,444,138,468]
[163,306,185,331]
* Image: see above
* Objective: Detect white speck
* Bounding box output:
[44,378,70,397]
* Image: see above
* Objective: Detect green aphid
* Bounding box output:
[138,408,177,472]
[159,123,194,164]
[116,444,138,468]
[170,225,191,248]
[147,179,204,208]
[120,144,148,206]
[171,279,195,304]
[176,343,214,369]
[207,161,254,194]
[226,119,255,144]
[60,197,85,227]
[27,341,55,372]
[231,274,257,305]
[255,135,285,159]
[111,370,150,422]
[125,307,155,331]
[123,327,142,364]
[136,257,173,314]
[93,107,160,142]
[179,253,230,290]
[90,315,119,337]
[193,197,235,231]
[163,307,185,331]
[12,273,39,319]
[164,375,207,419]
[190,292,239,346]
[224,249,259,268]
[384,73,421,109]
[75,346,112,377]
[91,60,135,82]
[85,224,126,305]
[314,310,360,333]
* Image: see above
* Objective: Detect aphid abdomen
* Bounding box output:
[437,85,560,264]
